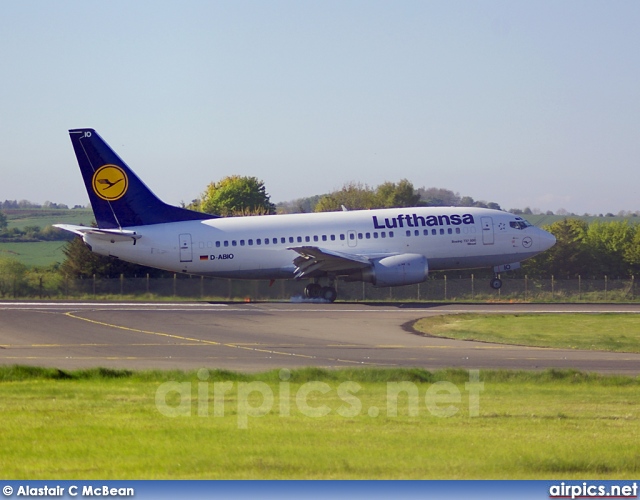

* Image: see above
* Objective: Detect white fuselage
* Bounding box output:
[83,207,555,281]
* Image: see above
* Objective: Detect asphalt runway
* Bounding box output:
[1,301,639,374]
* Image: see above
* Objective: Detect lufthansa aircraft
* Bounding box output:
[55,129,556,302]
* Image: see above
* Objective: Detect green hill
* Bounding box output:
[4,208,94,231]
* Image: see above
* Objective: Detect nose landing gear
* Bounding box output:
[490,263,520,290]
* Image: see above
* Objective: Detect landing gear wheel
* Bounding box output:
[320,286,337,303]
[490,278,503,290]
[304,283,322,299]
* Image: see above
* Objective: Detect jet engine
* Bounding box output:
[359,254,429,287]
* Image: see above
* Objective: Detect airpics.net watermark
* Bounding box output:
[155,369,484,429]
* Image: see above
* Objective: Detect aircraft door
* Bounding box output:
[179,233,193,262]
[347,230,357,248]
[481,217,494,245]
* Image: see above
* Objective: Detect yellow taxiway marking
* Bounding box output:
[63,311,316,359]
[2,342,211,348]
[60,312,388,364]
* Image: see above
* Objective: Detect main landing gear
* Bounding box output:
[304,281,337,302]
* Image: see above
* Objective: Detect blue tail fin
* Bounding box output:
[69,129,213,228]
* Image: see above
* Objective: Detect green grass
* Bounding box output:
[0,366,639,479]
[413,313,640,353]
[0,241,68,267]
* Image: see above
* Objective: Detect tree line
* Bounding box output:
[0,223,71,242]
[278,183,503,213]
[1,200,84,210]
[522,219,640,279]
[183,176,504,215]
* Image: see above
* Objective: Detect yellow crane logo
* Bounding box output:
[92,165,128,201]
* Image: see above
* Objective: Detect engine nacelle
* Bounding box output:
[360,253,429,287]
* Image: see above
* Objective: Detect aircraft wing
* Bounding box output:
[54,224,141,243]
[289,246,374,279]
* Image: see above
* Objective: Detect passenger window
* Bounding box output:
[389,231,394,237]
[439,229,444,235]
[297,236,302,243]
[289,237,294,243]
[281,237,286,244]
[456,228,460,234]
[216,241,221,248]
[432,229,437,235]
[240,240,245,246]
[423,230,429,236]
[322,235,327,241]
[406,230,411,237]
[264,238,269,245]
[224,241,229,247]
[349,233,355,240]
[248,239,253,246]
[415,230,419,236]
[448,228,452,234]
[232,240,237,246]
[305,236,310,242]
[381,232,386,238]
[273,238,277,244]
[366,233,370,239]
[373,232,378,239]
[314,235,319,242]
[340,234,345,241]
[331,235,336,241]
[256,239,261,245]
[357,233,363,239]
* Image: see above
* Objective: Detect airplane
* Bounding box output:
[55,128,556,302]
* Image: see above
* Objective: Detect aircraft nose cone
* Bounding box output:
[540,230,556,251]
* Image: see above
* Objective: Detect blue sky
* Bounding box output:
[1,1,638,214]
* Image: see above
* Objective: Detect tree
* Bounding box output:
[417,187,460,207]
[375,179,421,208]
[314,180,422,212]
[59,236,165,279]
[199,176,276,216]
[0,258,28,297]
[460,196,476,207]
[0,210,7,232]
[277,195,323,214]
[585,220,636,277]
[523,218,590,278]
[624,228,640,275]
[314,182,379,212]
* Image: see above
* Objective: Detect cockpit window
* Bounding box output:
[510,218,533,230]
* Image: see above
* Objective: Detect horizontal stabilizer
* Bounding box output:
[54,224,141,243]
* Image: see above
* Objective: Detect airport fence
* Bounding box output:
[1,272,638,302]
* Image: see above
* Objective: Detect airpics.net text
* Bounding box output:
[155,369,484,429]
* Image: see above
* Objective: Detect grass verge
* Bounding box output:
[412,313,640,353]
[0,366,638,479]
